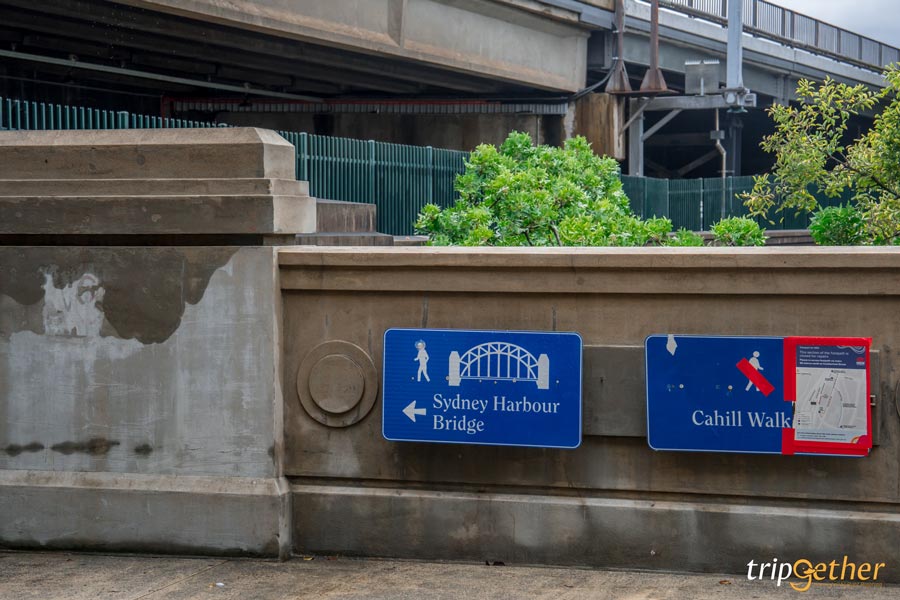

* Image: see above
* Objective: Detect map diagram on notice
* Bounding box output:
[793,345,868,444]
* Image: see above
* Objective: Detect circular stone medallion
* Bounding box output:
[297,340,377,427]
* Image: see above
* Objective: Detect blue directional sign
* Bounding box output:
[383,329,582,448]
[645,335,789,454]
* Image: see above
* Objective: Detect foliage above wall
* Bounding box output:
[416,132,766,247]
[744,66,900,245]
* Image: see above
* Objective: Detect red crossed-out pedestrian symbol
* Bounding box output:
[736,352,775,396]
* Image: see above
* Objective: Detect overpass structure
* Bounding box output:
[0,0,895,174]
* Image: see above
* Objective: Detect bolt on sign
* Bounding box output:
[645,335,872,456]
[382,329,582,448]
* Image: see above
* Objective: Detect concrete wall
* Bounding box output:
[219,111,560,151]
[0,246,290,556]
[279,247,900,579]
[0,246,279,477]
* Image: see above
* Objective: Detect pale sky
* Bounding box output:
[772,0,900,47]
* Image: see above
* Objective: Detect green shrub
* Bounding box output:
[809,204,867,246]
[666,228,705,247]
[710,217,767,246]
[415,131,671,246]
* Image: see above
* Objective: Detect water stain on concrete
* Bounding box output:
[134,444,153,456]
[51,438,120,456]
[0,247,239,344]
[3,442,44,457]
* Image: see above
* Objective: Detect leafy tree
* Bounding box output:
[743,66,900,244]
[710,217,767,246]
[415,132,675,246]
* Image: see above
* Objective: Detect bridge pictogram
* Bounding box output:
[448,341,549,389]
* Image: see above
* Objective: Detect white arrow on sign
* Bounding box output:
[402,400,427,422]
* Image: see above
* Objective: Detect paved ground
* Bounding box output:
[0,551,897,599]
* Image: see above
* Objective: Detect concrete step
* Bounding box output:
[393,235,428,246]
[295,232,394,246]
[1,195,316,235]
[315,199,376,233]
[0,178,308,197]
[0,127,295,180]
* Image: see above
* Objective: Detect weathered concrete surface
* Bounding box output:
[0,247,279,477]
[292,483,900,579]
[0,246,290,556]
[0,178,309,197]
[0,471,290,557]
[316,199,376,233]
[111,0,589,91]
[0,129,317,236]
[279,246,900,578]
[0,128,296,180]
[296,233,395,246]
[1,551,898,599]
[1,195,316,235]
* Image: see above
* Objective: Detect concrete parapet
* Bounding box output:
[0,128,295,180]
[0,128,316,238]
[279,246,900,579]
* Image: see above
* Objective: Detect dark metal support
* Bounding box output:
[605,0,632,94]
[639,0,668,94]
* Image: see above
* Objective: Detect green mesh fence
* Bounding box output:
[620,175,852,231]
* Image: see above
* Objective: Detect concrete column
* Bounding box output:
[628,99,644,176]
[727,113,743,177]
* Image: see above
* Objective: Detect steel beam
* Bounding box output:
[0,49,323,101]
[646,95,732,111]
[641,109,681,142]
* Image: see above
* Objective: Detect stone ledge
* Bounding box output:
[277,247,900,295]
[1,195,316,235]
[0,178,308,197]
[0,127,296,180]
[278,246,900,269]
[291,482,900,582]
[0,470,291,558]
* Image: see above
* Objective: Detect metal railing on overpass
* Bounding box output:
[1,95,844,236]
[655,0,900,72]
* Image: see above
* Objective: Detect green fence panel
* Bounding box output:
[644,177,670,220]
[696,177,751,229]
[668,178,703,230]
[375,141,433,235]
[432,148,467,209]
[305,134,374,205]
[620,176,646,218]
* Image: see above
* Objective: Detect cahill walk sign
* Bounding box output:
[645,334,872,457]
[382,329,582,448]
